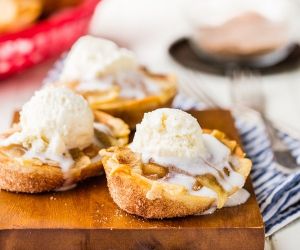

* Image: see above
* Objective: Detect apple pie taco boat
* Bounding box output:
[64,67,177,129]
[100,129,252,219]
[58,36,177,128]
[0,111,129,193]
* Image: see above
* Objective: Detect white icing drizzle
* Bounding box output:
[77,77,115,92]
[94,122,112,136]
[225,171,245,190]
[22,149,74,173]
[1,132,103,190]
[0,132,22,147]
[141,133,249,209]
[197,188,250,215]
[1,131,75,173]
[90,154,102,163]
[55,184,77,192]
[160,173,218,199]
[198,207,217,215]
[141,154,219,176]
[4,122,109,172]
[142,156,244,195]
[76,70,161,99]
[224,188,250,207]
[202,134,230,167]
[192,187,218,198]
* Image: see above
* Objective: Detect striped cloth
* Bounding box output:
[173,94,300,236]
[237,119,300,236]
[45,61,300,237]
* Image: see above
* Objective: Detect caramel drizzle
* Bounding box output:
[146,158,232,208]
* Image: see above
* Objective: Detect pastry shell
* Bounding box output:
[0,111,130,193]
[100,129,252,219]
[63,67,177,129]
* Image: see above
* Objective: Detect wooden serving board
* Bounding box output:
[0,110,264,250]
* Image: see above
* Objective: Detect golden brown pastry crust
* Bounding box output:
[0,153,63,193]
[0,0,42,34]
[100,130,252,219]
[95,68,177,129]
[0,111,129,193]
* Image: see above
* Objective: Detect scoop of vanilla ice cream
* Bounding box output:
[18,87,94,155]
[59,35,138,82]
[130,108,206,163]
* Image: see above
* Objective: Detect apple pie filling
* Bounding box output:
[67,69,162,101]
[0,121,121,174]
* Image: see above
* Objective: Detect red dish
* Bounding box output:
[0,0,100,79]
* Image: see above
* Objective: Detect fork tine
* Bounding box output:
[183,71,221,108]
[188,80,216,108]
[230,70,265,113]
[179,75,215,108]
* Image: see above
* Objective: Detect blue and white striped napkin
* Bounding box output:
[45,61,300,237]
[241,122,300,236]
[174,95,300,237]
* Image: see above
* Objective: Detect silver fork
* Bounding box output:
[179,70,221,109]
[230,71,300,172]
[180,70,300,172]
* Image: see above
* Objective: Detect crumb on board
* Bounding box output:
[49,196,57,201]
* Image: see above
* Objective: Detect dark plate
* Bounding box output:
[169,38,300,76]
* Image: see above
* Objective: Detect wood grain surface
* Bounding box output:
[0,109,264,250]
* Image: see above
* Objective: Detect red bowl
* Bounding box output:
[0,0,100,79]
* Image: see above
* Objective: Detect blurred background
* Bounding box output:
[1,0,300,131]
[1,0,300,248]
